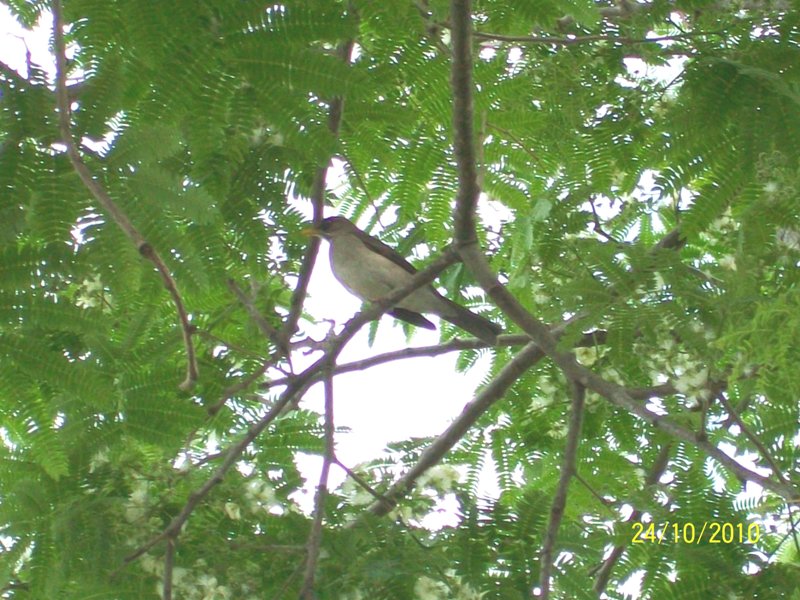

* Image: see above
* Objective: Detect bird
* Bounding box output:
[305,216,501,344]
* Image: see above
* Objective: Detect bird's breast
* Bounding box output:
[328,235,445,313]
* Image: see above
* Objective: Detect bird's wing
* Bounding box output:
[389,308,436,330]
[359,232,418,275]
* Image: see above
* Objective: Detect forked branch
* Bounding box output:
[52,0,198,390]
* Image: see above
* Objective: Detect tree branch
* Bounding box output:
[162,538,175,600]
[447,0,799,502]
[539,381,585,600]
[472,29,723,47]
[300,364,335,599]
[367,340,546,516]
[52,0,198,390]
[123,247,460,566]
[226,278,287,354]
[716,391,788,484]
[263,331,606,391]
[282,40,355,346]
[592,443,672,594]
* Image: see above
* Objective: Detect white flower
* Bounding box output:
[245,479,276,509]
[388,505,414,522]
[674,368,708,394]
[603,368,623,385]
[530,395,553,411]
[172,567,189,587]
[140,554,159,575]
[130,485,149,506]
[89,448,109,472]
[197,574,217,590]
[634,468,647,487]
[124,480,151,523]
[414,576,448,600]
[776,227,800,250]
[539,377,557,396]
[575,346,598,366]
[224,502,241,520]
[547,422,568,439]
[718,255,737,270]
[205,586,230,600]
[417,465,461,493]
[350,488,374,507]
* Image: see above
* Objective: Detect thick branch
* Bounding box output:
[52,1,198,390]
[367,340,545,515]
[447,0,799,502]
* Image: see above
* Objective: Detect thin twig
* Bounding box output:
[263,332,607,390]
[195,329,267,360]
[335,458,386,503]
[300,363,336,598]
[592,444,672,594]
[121,385,301,566]
[574,472,614,509]
[228,542,306,553]
[162,538,175,600]
[209,364,272,416]
[486,123,540,164]
[282,40,355,346]
[270,561,306,600]
[716,392,788,483]
[52,0,198,390]
[539,381,585,600]
[472,29,724,47]
[592,380,780,593]
[227,279,286,353]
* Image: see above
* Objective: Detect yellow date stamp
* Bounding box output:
[631,521,762,544]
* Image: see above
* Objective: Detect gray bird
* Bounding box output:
[306,216,501,344]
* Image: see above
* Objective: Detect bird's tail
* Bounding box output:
[440,300,501,344]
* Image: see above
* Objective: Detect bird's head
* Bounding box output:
[303,216,357,239]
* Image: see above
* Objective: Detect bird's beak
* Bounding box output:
[301,223,321,238]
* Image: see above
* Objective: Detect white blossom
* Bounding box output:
[674,368,708,395]
[575,346,599,367]
[718,255,737,270]
[417,465,461,493]
[414,576,448,600]
[89,448,109,472]
[224,502,241,520]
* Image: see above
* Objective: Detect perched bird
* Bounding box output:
[305,216,501,344]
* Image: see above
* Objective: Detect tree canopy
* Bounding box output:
[1,0,799,598]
